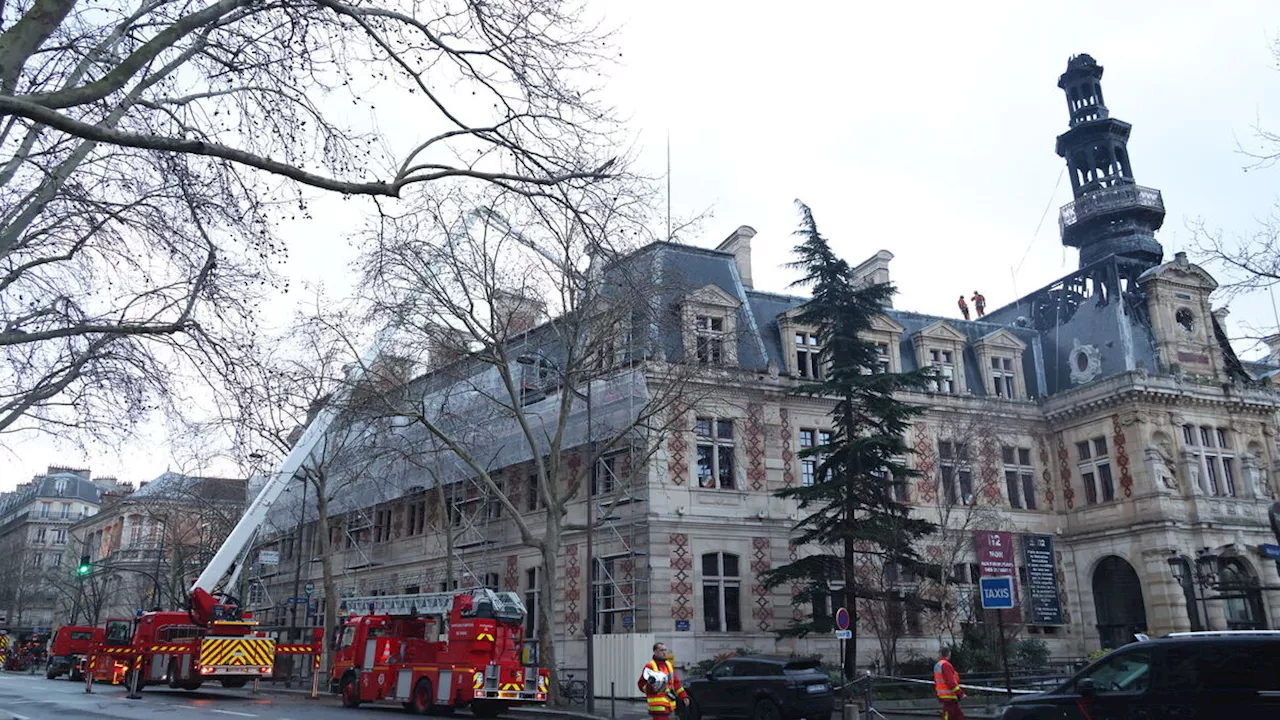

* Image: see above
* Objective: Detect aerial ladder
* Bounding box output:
[85,327,398,698]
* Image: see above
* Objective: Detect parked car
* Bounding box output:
[683,655,834,720]
[1000,631,1280,719]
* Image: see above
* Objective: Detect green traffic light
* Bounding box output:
[76,555,91,575]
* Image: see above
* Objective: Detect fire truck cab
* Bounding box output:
[332,588,548,716]
[45,625,101,680]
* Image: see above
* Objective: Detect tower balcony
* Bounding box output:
[1059,184,1165,241]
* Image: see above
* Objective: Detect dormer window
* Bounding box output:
[991,357,1016,398]
[696,315,726,365]
[929,349,956,394]
[795,331,823,379]
[874,343,891,374]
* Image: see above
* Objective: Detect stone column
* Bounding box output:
[1140,548,1189,635]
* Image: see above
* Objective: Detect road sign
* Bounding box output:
[304,581,315,595]
[835,606,850,631]
[979,576,1017,610]
[835,630,852,640]
[622,613,634,628]
[287,597,308,604]
[259,550,280,565]
[1260,543,1280,559]
[675,619,690,631]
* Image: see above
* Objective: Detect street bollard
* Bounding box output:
[610,682,616,720]
[253,676,260,694]
[84,657,94,694]
[126,656,143,700]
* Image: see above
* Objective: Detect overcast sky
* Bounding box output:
[6,1,1280,490]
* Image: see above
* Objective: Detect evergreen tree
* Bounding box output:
[760,201,936,679]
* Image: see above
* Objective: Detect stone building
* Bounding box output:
[0,467,122,632]
[68,471,247,624]
[254,54,1280,674]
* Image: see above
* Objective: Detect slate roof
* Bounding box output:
[128,472,246,504]
[0,472,104,520]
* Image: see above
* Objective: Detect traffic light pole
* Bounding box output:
[79,556,162,610]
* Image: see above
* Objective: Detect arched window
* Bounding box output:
[702,552,741,632]
[1218,558,1266,630]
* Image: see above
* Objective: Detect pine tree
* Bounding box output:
[760,201,936,680]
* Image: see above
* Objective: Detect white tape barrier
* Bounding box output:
[875,674,1043,695]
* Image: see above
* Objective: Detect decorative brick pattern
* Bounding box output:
[670,534,693,621]
[565,544,581,636]
[1056,550,1072,624]
[1037,435,1056,509]
[1056,433,1075,510]
[913,422,938,503]
[979,435,1001,504]
[1112,414,1134,498]
[667,410,689,486]
[505,554,519,592]
[621,557,635,608]
[788,541,804,622]
[780,408,796,488]
[746,403,767,491]
[750,537,772,631]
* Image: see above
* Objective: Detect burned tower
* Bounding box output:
[1055,54,1166,270]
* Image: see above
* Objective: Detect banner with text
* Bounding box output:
[1021,533,1065,626]
[974,530,1021,622]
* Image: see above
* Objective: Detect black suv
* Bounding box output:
[683,656,834,720]
[1001,631,1280,719]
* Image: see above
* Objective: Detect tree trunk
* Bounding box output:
[844,537,857,681]
[538,513,561,704]
[315,477,338,681]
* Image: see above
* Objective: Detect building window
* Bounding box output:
[595,453,624,495]
[1076,436,1114,504]
[991,357,1016,398]
[30,553,43,568]
[527,473,542,511]
[795,331,822,379]
[695,417,736,489]
[406,497,427,536]
[695,315,726,365]
[486,479,504,520]
[599,330,632,370]
[520,357,554,405]
[524,567,541,638]
[372,508,391,543]
[40,502,51,518]
[1002,446,1037,510]
[60,502,70,519]
[1183,424,1237,497]
[938,440,973,505]
[799,428,832,487]
[52,553,62,568]
[54,529,66,545]
[874,343,892,374]
[929,349,956,393]
[702,552,742,632]
[35,527,47,544]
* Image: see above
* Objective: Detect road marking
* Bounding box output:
[211,711,258,717]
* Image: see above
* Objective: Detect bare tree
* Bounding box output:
[0,0,621,446]
[355,183,707,700]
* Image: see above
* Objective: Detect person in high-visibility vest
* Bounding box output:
[933,646,965,720]
[637,641,688,720]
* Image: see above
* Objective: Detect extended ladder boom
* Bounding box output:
[189,326,398,616]
[343,588,527,619]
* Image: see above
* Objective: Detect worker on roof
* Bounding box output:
[638,641,688,720]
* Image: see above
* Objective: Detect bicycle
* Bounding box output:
[558,673,587,705]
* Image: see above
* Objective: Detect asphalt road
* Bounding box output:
[0,671,436,720]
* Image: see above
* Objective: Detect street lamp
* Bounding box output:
[518,351,594,714]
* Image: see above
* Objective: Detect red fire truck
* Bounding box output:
[45,625,102,680]
[332,588,548,716]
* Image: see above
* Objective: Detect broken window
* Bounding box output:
[1003,446,1037,510]
[795,331,823,378]
[695,417,736,489]
[695,315,726,365]
[939,440,973,505]
[991,356,1017,399]
[929,349,956,393]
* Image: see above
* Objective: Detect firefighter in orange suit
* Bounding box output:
[934,646,965,720]
[638,641,689,720]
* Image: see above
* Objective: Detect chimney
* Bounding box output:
[850,250,895,306]
[716,225,757,289]
[493,290,546,335]
[424,323,472,370]
[1264,333,1280,364]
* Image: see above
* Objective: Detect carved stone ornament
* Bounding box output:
[766,358,779,380]
[1069,339,1103,385]
[1145,445,1177,491]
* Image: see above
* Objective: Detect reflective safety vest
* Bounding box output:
[933,658,961,701]
[638,659,687,714]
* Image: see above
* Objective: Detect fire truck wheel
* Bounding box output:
[409,678,432,714]
[341,673,361,708]
[167,659,182,689]
[182,681,204,691]
[470,700,507,718]
[45,664,57,680]
[69,666,82,682]
[220,679,248,688]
